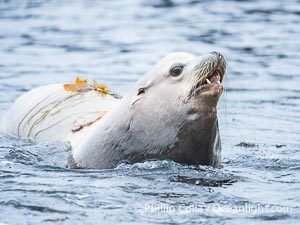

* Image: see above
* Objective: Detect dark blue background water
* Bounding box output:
[0,0,299,224]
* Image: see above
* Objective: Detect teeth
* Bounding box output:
[206,79,211,84]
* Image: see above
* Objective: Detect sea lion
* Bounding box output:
[0,52,226,169]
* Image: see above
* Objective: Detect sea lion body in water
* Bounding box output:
[0,52,226,169]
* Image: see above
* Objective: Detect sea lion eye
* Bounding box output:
[137,88,145,95]
[170,64,184,77]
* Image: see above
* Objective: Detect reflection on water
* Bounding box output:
[0,0,300,224]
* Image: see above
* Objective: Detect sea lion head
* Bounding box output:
[131,51,226,110]
[125,51,227,167]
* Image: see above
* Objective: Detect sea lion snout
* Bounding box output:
[184,51,226,105]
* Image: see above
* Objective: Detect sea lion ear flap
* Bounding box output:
[137,87,145,96]
[131,86,146,106]
[131,79,153,105]
[131,80,153,106]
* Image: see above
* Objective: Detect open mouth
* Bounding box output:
[194,69,223,91]
[187,52,226,100]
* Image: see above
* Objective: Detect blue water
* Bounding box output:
[0,0,300,224]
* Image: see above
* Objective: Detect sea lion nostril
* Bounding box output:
[210,51,223,59]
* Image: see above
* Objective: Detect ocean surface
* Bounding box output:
[0,0,299,224]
